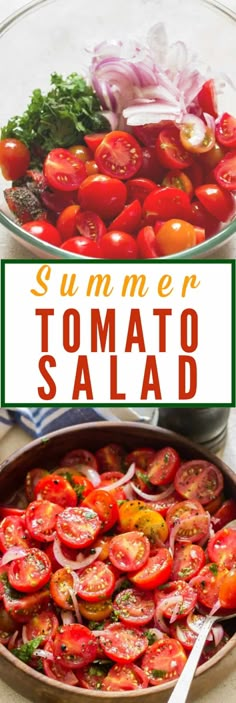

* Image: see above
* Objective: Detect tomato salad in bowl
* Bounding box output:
[0,436,236,696]
[0,21,236,259]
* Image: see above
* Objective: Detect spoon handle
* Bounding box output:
[166,615,216,703]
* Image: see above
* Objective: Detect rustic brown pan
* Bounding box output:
[0,421,235,703]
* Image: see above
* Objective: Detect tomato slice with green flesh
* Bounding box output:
[78,662,111,690]
[147,447,181,486]
[114,588,154,626]
[24,609,58,643]
[82,489,118,533]
[50,567,75,609]
[214,150,236,191]
[198,80,218,118]
[216,113,236,148]
[76,560,115,602]
[174,461,224,506]
[155,581,197,619]
[34,474,77,508]
[156,126,193,169]
[102,663,149,691]
[109,531,150,572]
[137,226,159,258]
[196,183,235,220]
[25,468,49,502]
[143,187,192,225]
[211,499,236,531]
[95,131,142,180]
[108,200,142,234]
[219,570,236,609]
[141,637,187,685]
[95,443,126,473]
[43,640,79,685]
[75,210,106,241]
[3,583,51,623]
[78,598,113,621]
[194,563,229,610]
[129,509,168,545]
[207,527,236,570]
[44,148,86,191]
[56,506,101,549]
[100,623,148,663]
[60,449,98,469]
[0,515,31,553]
[8,548,51,594]
[171,544,206,581]
[126,178,157,205]
[129,548,173,590]
[25,500,62,543]
[53,623,98,669]
[84,133,110,153]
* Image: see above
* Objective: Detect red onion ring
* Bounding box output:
[131,482,174,502]
[2,547,28,565]
[53,538,101,570]
[99,463,135,492]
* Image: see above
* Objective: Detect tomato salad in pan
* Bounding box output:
[0,24,236,258]
[0,442,236,691]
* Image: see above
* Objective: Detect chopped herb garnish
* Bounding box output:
[209,563,218,575]
[145,630,158,645]
[12,636,43,663]
[151,669,167,679]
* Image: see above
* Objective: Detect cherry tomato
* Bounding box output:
[41,188,76,214]
[0,507,25,520]
[43,641,79,684]
[70,474,94,501]
[3,586,51,623]
[79,174,127,220]
[137,147,163,181]
[126,177,157,205]
[93,535,111,561]
[78,598,113,621]
[212,499,236,531]
[56,506,101,548]
[204,493,223,516]
[78,663,109,690]
[188,199,219,238]
[148,491,181,518]
[34,474,77,508]
[75,210,106,240]
[53,623,98,669]
[85,160,99,176]
[60,236,101,257]
[129,548,173,590]
[76,560,115,602]
[194,563,229,610]
[129,509,168,545]
[214,150,236,191]
[174,460,224,505]
[200,142,225,170]
[25,468,49,502]
[155,219,197,256]
[114,588,154,626]
[207,527,236,570]
[97,474,126,502]
[163,170,194,198]
[56,205,80,241]
[0,515,31,553]
[126,448,156,471]
[95,131,142,180]
[186,161,204,189]
[219,570,236,609]
[82,489,118,533]
[166,499,205,538]
[102,663,149,691]
[60,449,98,469]
[84,133,110,153]
[100,231,138,260]
[195,183,235,220]
[23,220,61,246]
[141,637,187,685]
[198,80,218,118]
[44,148,86,191]
[143,187,191,225]
[95,444,125,473]
[100,623,148,663]
[24,609,58,643]
[8,548,51,593]
[155,580,197,619]
[109,531,150,572]
[25,500,61,543]
[169,617,199,651]
[0,139,30,180]
[216,113,236,148]
[108,200,142,234]
[180,118,215,154]
[50,567,75,609]
[69,145,92,162]
[133,123,163,148]
[137,226,159,258]
[171,544,206,581]
[148,447,181,486]
[194,226,206,244]
[156,126,193,169]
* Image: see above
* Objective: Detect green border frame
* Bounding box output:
[1,258,235,408]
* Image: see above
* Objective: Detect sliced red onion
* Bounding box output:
[100,463,135,492]
[34,649,54,661]
[102,110,118,130]
[123,482,135,500]
[209,599,221,617]
[131,482,174,502]
[61,611,76,626]
[145,627,165,641]
[186,613,213,642]
[75,466,101,488]
[21,625,28,644]
[2,547,28,565]
[68,587,82,624]
[203,112,216,134]
[93,630,107,636]
[175,624,189,644]
[169,597,184,624]
[212,624,224,647]
[53,537,101,570]
[180,114,206,147]
[155,596,182,632]
[8,631,19,650]
[147,22,168,64]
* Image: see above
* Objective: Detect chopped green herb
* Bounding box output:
[209,563,218,575]
[136,471,151,487]
[145,630,158,645]
[12,636,43,663]
[110,609,120,622]
[151,669,167,679]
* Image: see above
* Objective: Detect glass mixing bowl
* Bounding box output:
[0,0,235,260]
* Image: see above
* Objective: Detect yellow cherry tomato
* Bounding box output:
[129,508,168,544]
[78,598,113,621]
[156,219,197,256]
[118,500,146,531]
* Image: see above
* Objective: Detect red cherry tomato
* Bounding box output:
[126,448,156,471]
[23,220,61,247]
[129,548,173,590]
[156,219,197,256]
[219,570,236,609]
[0,139,30,180]
[170,613,206,651]
[114,588,154,626]
[108,200,142,233]
[216,113,236,148]
[171,543,206,581]
[214,150,236,191]
[84,133,110,153]
[3,586,51,623]
[50,567,75,609]
[211,499,236,531]
[69,474,94,501]
[133,124,163,147]
[34,474,77,508]
[8,548,51,593]
[78,663,109,690]
[194,563,229,610]
[141,638,187,685]
[156,126,193,169]
[148,446,181,486]
[198,79,218,118]
[43,641,79,684]
[143,187,191,225]
[137,225,159,258]
[195,227,206,244]
[207,527,236,570]
[60,236,101,257]
[76,560,115,602]
[79,174,127,220]
[109,531,150,572]
[95,131,142,180]
[60,448,98,469]
[53,624,98,669]
[100,231,138,259]
[196,183,235,220]
[75,210,106,240]
[102,663,149,691]
[95,444,125,473]
[137,147,164,181]
[44,148,86,191]
[126,177,157,205]
[82,489,118,533]
[0,507,25,520]
[174,460,224,505]
[57,205,80,241]
[200,143,225,171]
[100,623,148,663]
[0,515,31,553]
[56,506,101,548]
[25,500,61,543]
[189,199,219,238]
[155,580,197,619]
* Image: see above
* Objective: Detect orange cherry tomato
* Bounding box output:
[57,205,80,241]
[69,145,93,162]
[155,219,196,256]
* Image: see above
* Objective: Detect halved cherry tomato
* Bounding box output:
[24,609,58,643]
[61,236,101,257]
[163,170,194,198]
[114,588,154,626]
[129,548,173,590]
[155,580,197,619]
[137,226,159,258]
[78,598,113,621]
[174,460,224,505]
[57,205,80,241]
[214,150,236,191]
[207,527,236,570]
[126,178,157,205]
[188,199,219,238]
[95,444,125,473]
[126,448,156,471]
[82,488,118,533]
[204,494,223,516]
[118,500,146,531]
[60,449,98,469]
[25,468,49,502]
[143,187,191,225]
[0,139,30,180]
[8,548,51,593]
[141,637,187,685]
[50,567,74,609]
[198,80,218,118]
[137,147,163,181]
[56,506,101,548]
[3,586,51,623]
[23,220,61,247]
[156,126,193,169]
[166,499,205,533]
[211,499,236,531]
[0,515,31,553]
[196,183,235,220]
[69,145,93,162]
[0,507,25,520]
[44,148,86,191]
[76,560,115,602]
[95,131,142,180]
[219,570,236,609]
[99,473,126,502]
[84,133,110,153]
[79,174,127,220]
[43,641,79,684]
[109,531,150,572]
[148,491,181,518]
[102,663,149,691]
[34,474,77,508]
[169,617,199,651]
[76,210,106,240]
[78,663,109,690]
[216,113,236,148]
[194,563,229,610]
[148,447,181,486]
[100,231,138,260]
[25,500,61,543]
[69,474,94,501]
[108,200,142,233]
[171,543,206,581]
[93,535,111,562]
[133,124,163,148]
[53,623,98,669]
[129,509,168,545]
[155,219,197,256]
[186,161,204,189]
[200,143,225,170]
[100,623,148,663]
